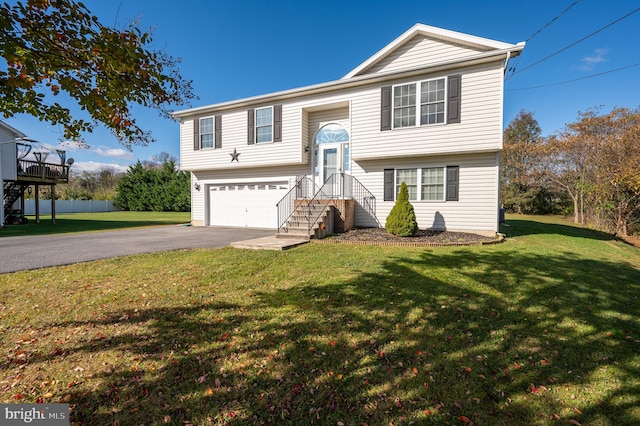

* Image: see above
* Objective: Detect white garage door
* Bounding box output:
[208,182,289,228]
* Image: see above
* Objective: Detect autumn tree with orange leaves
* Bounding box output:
[541,108,640,236]
[537,132,590,225]
[0,0,196,148]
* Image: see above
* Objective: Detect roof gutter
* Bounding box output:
[503,41,525,75]
[0,137,38,145]
[174,44,525,118]
[0,121,26,139]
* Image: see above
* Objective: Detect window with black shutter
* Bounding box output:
[446,166,459,201]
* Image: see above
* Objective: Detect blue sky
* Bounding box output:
[5,0,640,173]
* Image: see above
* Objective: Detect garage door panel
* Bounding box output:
[209,182,288,228]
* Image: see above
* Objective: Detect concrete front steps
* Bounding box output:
[276,202,334,240]
[231,199,356,251]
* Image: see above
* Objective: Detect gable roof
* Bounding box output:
[175,24,524,118]
[343,23,525,79]
[0,120,26,143]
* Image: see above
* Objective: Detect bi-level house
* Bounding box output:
[175,24,524,238]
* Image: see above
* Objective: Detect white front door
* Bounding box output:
[322,146,338,183]
[314,142,349,189]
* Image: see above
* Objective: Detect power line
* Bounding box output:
[506,0,581,80]
[515,7,640,75]
[525,0,581,42]
[505,61,640,91]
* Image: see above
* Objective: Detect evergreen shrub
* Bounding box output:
[385,181,418,237]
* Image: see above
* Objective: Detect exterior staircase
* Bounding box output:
[3,182,22,217]
[276,173,375,241]
[276,201,334,240]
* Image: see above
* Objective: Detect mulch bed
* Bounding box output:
[314,227,503,247]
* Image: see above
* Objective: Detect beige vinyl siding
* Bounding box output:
[351,62,504,161]
[301,110,310,164]
[188,172,203,225]
[363,35,488,76]
[180,96,357,172]
[190,165,308,225]
[0,127,17,141]
[352,152,499,234]
[180,105,302,171]
[1,141,17,180]
[307,107,350,142]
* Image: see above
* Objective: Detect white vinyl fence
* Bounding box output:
[20,200,119,214]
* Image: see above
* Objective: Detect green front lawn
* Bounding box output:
[0,211,191,237]
[1,216,638,425]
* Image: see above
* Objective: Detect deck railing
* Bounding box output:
[17,159,70,182]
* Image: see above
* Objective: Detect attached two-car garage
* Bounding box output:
[208,182,289,228]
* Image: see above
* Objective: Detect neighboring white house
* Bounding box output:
[175,24,525,237]
[0,121,26,227]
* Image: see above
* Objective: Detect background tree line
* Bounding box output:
[501,107,640,237]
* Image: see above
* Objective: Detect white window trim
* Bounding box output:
[392,83,417,129]
[420,166,446,201]
[199,115,216,150]
[394,166,447,202]
[255,106,274,144]
[392,77,447,130]
[396,168,418,200]
[419,79,446,126]
[343,144,350,172]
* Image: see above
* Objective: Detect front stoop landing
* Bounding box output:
[230,236,309,251]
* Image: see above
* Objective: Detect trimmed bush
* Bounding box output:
[385,181,418,237]
[114,160,190,212]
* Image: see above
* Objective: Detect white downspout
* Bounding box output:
[503,51,512,75]
[503,42,526,76]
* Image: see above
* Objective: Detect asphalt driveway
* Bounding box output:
[0,225,274,274]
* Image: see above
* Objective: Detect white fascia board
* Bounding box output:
[0,120,26,142]
[342,23,525,80]
[174,45,523,119]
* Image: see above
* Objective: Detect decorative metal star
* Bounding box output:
[230,148,240,162]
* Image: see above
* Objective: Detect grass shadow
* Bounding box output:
[501,215,617,241]
[1,219,639,424]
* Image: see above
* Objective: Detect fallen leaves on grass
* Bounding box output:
[1,225,639,425]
